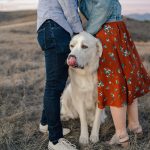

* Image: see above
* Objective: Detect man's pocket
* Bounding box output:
[37,27,56,51]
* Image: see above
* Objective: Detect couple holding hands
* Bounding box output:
[37,0,150,149]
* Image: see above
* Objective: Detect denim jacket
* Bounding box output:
[79,0,123,35]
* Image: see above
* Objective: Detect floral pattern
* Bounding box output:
[96,21,150,109]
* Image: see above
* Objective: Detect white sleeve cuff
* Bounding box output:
[71,21,83,33]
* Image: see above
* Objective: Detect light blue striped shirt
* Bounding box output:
[37,0,83,36]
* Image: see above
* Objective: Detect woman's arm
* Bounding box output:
[86,0,113,35]
[58,0,83,34]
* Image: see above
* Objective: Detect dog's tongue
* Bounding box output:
[67,57,77,66]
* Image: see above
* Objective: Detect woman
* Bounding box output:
[37,0,83,149]
[79,0,150,147]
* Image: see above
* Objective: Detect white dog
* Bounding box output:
[61,32,107,144]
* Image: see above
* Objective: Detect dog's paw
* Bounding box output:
[90,135,99,143]
[79,136,89,145]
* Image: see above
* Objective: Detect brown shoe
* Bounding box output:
[106,134,129,148]
[129,125,143,139]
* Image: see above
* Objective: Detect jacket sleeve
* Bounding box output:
[58,0,83,33]
[86,0,113,35]
[79,0,91,20]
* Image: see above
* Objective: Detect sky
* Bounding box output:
[120,0,150,14]
[0,0,150,14]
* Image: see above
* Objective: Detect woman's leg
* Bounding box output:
[109,106,129,148]
[127,99,142,132]
[110,106,128,137]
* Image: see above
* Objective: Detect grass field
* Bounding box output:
[0,11,150,150]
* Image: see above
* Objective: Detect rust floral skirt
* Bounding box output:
[96,21,150,109]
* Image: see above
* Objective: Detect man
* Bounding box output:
[37,0,83,149]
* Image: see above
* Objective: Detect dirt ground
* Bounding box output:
[0,12,150,150]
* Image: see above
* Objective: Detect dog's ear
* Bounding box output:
[96,39,103,57]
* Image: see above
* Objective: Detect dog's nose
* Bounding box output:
[67,55,77,67]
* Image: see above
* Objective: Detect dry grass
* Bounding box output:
[0,11,150,150]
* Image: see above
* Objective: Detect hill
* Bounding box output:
[0,10,36,26]
[127,13,150,21]
[0,10,150,42]
[125,18,150,42]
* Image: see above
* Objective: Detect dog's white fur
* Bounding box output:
[61,32,107,144]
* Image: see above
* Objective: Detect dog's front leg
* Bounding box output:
[90,107,106,143]
[78,102,89,145]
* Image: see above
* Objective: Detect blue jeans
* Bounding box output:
[37,20,71,142]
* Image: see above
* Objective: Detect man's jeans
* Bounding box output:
[37,20,71,142]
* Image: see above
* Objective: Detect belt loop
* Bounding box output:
[46,19,52,27]
[47,19,56,28]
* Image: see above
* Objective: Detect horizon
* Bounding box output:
[120,0,150,15]
[0,0,150,15]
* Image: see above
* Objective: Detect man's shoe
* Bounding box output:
[48,138,78,150]
[39,124,71,136]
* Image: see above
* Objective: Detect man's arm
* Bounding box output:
[86,0,113,35]
[58,0,83,34]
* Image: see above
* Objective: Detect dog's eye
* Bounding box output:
[70,44,74,48]
[81,44,88,49]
